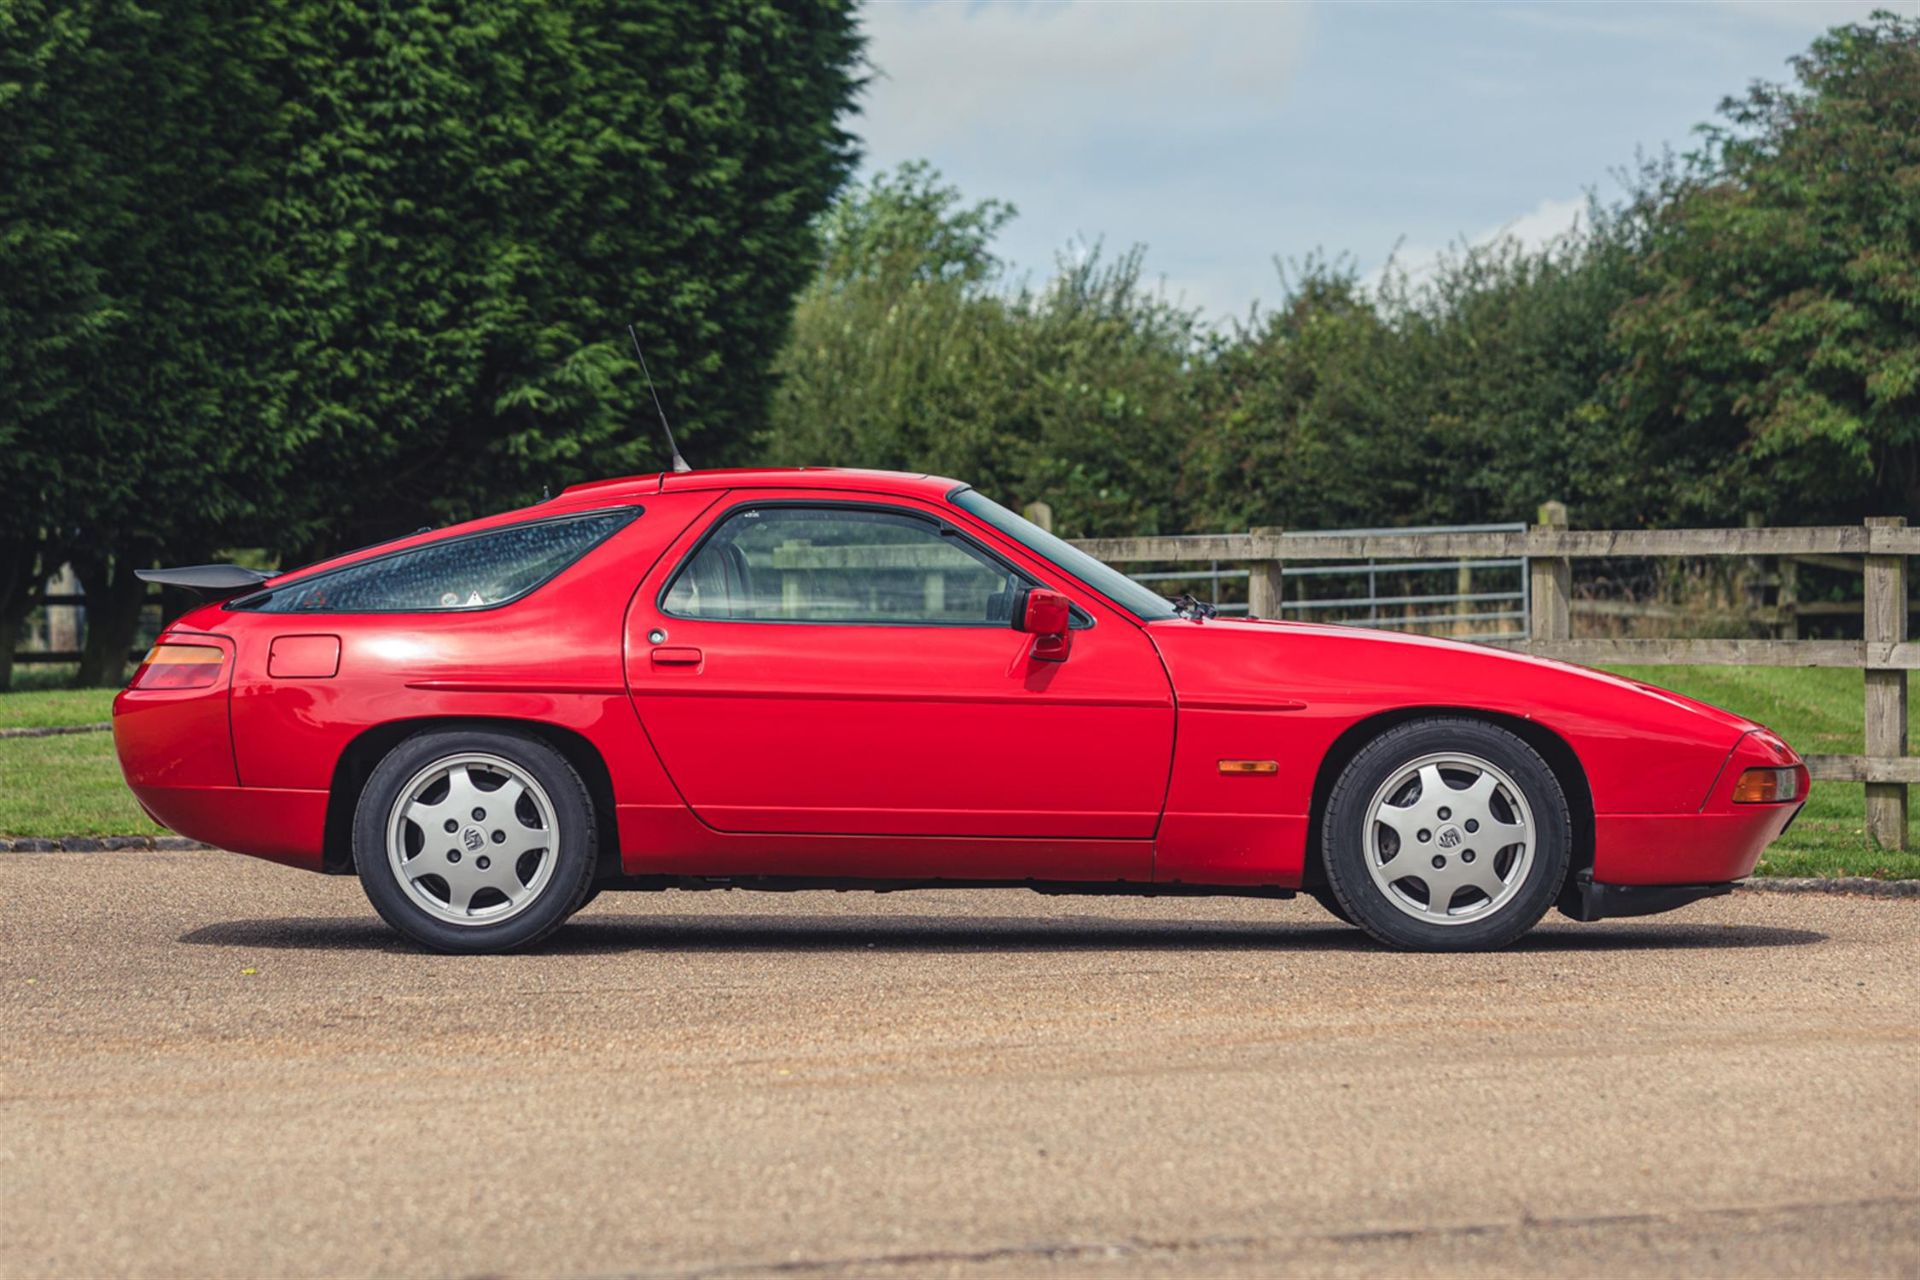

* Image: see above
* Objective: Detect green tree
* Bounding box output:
[766,164,1198,536]
[0,1,863,684]
[254,1,864,557]
[0,0,287,685]
[1414,208,1650,528]
[0,2,101,688]
[1010,246,1198,537]
[1610,10,1920,522]
[764,162,1025,481]
[810,159,1014,288]
[1182,260,1429,533]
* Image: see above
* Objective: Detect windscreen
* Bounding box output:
[948,488,1177,621]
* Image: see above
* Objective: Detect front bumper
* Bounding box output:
[1592,728,1809,885]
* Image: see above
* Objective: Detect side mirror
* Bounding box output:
[1013,588,1073,662]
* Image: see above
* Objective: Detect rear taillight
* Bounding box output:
[130,643,226,690]
[1732,766,1801,804]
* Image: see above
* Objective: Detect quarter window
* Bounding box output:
[663,505,1031,626]
[234,509,636,613]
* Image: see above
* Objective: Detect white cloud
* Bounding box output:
[1708,0,1893,32]
[847,0,1893,324]
[1370,194,1588,295]
[1504,0,1891,42]
[1495,194,1588,252]
[853,1,1317,322]
[856,1,1315,176]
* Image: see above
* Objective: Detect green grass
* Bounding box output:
[0,730,163,837]
[0,687,118,731]
[1607,665,1919,879]
[0,687,153,836]
[1,668,1913,875]
[5,662,135,691]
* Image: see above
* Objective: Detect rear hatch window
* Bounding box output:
[230,508,637,614]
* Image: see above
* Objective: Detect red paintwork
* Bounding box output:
[112,467,1806,892]
[619,486,1171,868]
[266,634,341,679]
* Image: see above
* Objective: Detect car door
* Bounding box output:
[624,492,1175,852]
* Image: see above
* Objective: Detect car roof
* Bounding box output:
[255,469,973,591]
[554,467,964,505]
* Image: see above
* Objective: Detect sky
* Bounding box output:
[852,0,1905,322]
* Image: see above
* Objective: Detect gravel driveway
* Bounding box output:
[2,850,1915,1277]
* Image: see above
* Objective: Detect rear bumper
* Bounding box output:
[1557,876,1734,923]
[115,645,329,873]
[125,783,328,872]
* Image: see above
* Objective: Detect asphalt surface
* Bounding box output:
[2,850,1915,1279]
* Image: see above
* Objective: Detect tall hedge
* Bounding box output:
[254,1,863,555]
[0,1,285,685]
[0,0,863,684]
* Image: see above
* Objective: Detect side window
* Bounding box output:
[235,510,636,613]
[662,505,1031,626]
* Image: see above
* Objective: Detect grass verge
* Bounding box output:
[1606,665,1917,879]
[1,666,1913,874]
[0,687,118,731]
[0,730,163,837]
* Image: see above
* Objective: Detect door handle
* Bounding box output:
[650,645,703,666]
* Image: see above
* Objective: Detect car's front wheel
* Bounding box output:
[353,728,598,953]
[1308,888,1355,926]
[1321,718,1570,951]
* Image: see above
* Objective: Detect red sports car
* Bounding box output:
[113,467,1808,953]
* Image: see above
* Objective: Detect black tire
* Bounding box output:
[353,728,598,953]
[1322,717,1570,951]
[1308,887,1355,925]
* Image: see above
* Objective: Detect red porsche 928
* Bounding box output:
[113,468,1808,953]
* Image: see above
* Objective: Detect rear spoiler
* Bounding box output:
[135,564,272,599]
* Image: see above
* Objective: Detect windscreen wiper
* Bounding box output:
[1169,592,1218,620]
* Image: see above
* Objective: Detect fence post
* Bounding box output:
[1453,561,1473,638]
[47,563,79,653]
[1248,526,1285,619]
[1022,501,1054,534]
[1864,515,1909,851]
[1740,511,1767,619]
[1529,501,1571,645]
[1777,556,1799,641]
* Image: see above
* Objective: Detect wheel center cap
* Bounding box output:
[462,827,485,852]
[1436,826,1463,849]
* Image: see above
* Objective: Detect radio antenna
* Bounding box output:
[628,324,691,473]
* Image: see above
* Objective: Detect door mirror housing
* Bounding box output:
[1013,588,1073,661]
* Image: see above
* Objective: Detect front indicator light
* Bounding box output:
[1732,767,1801,804]
[131,643,225,690]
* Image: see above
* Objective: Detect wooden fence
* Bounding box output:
[12,506,1915,848]
[1064,507,1915,851]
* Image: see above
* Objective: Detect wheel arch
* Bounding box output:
[321,716,620,879]
[1301,707,1594,890]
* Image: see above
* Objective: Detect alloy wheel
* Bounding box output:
[1361,751,1536,926]
[384,753,559,926]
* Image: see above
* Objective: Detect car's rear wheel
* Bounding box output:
[353,728,597,953]
[1322,718,1570,951]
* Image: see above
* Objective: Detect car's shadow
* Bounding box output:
[179,912,1829,955]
